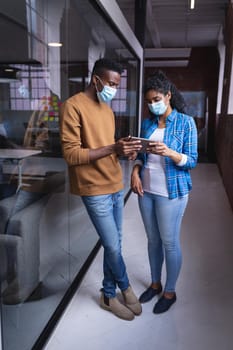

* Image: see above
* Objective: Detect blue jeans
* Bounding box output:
[82,190,129,298]
[138,192,188,293]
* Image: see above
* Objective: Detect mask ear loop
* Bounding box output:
[94,75,104,89]
[93,75,101,94]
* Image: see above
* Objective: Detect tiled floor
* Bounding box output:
[44,163,233,350]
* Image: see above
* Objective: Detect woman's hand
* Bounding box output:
[131,166,144,196]
[147,142,182,163]
[146,141,171,156]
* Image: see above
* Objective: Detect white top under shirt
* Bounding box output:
[142,128,169,197]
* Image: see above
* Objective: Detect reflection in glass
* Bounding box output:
[0,1,141,349]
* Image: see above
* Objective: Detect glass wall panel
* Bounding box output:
[0,1,141,349]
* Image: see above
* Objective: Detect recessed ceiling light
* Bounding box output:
[48,42,63,47]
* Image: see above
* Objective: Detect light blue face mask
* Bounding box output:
[148,100,167,116]
[95,76,117,103]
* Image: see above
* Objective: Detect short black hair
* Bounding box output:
[92,58,123,77]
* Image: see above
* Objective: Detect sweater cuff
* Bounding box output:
[134,159,143,167]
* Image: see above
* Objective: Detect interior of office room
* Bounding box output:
[139,1,233,213]
[215,1,233,211]
[0,1,142,349]
[144,46,220,163]
[120,0,233,210]
[0,1,233,350]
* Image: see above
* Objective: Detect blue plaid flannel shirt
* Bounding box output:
[137,109,198,199]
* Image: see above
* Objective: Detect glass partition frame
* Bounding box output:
[0,1,143,349]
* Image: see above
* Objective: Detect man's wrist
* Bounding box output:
[108,144,116,154]
[132,164,141,175]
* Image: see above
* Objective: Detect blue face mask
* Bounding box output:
[148,100,167,116]
[97,85,117,103]
[95,76,117,103]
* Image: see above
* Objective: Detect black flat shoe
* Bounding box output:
[139,285,162,303]
[153,294,176,314]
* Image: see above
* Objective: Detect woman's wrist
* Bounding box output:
[169,149,182,164]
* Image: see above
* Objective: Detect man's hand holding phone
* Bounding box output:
[115,136,142,158]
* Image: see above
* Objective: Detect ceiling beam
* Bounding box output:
[144,48,191,58]
[146,0,161,47]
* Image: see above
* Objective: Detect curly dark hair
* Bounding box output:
[144,70,187,113]
[92,58,123,77]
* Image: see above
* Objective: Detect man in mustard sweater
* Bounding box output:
[60,58,142,320]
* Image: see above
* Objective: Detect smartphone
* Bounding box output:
[130,136,151,153]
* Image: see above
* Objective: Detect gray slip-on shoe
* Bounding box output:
[100,292,135,321]
[122,286,142,315]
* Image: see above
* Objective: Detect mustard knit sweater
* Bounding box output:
[59,92,123,196]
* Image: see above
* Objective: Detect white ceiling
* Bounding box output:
[116,0,229,64]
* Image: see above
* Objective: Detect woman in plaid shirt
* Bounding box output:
[131,71,198,314]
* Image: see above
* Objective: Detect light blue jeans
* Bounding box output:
[82,190,129,298]
[138,192,188,293]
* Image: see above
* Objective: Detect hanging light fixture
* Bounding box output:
[48,42,63,47]
[0,66,21,83]
[190,0,195,10]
